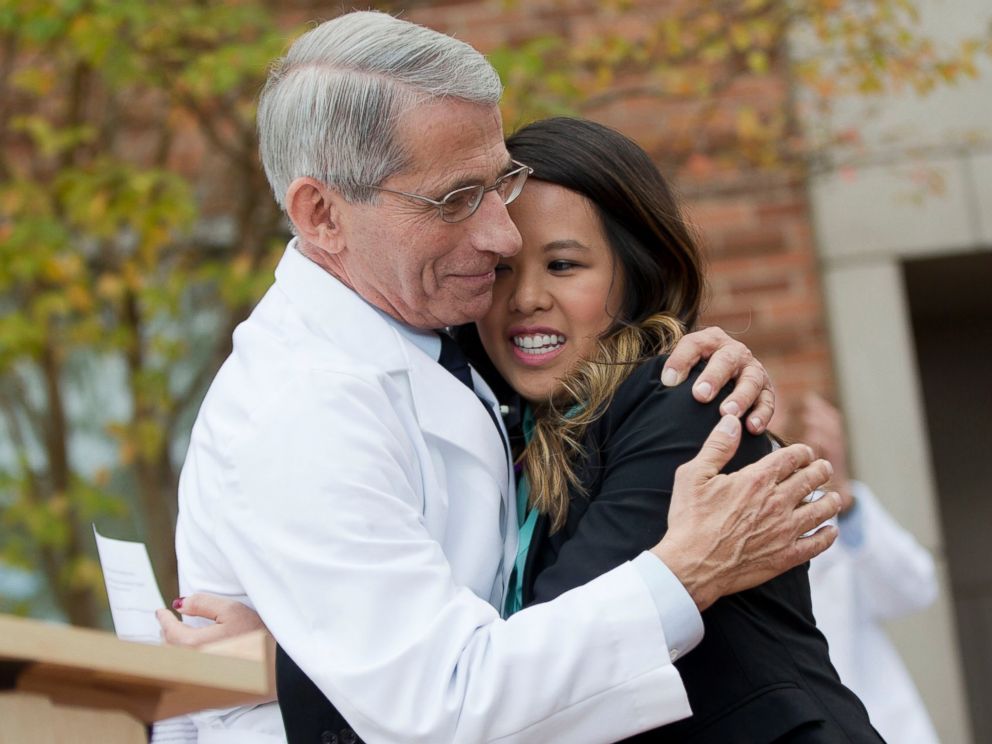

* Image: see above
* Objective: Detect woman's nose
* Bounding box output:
[510,269,552,315]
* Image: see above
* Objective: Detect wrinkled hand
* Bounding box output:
[662,327,774,434]
[652,415,840,611]
[156,593,267,648]
[799,392,854,512]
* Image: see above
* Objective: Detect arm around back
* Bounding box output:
[529,356,837,612]
[207,365,689,744]
[529,358,773,605]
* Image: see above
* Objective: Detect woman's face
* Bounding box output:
[476,180,623,403]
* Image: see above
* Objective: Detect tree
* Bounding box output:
[0,0,288,626]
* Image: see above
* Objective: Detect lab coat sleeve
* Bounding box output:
[844,481,938,621]
[213,367,690,744]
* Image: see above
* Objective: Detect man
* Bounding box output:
[168,11,840,743]
[802,394,940,744]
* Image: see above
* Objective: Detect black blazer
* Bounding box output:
[521,357,883,743]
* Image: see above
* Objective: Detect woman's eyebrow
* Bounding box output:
[543,239,590,253]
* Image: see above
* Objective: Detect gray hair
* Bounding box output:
[258,11,503,208]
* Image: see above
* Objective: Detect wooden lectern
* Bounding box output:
[0,613,275,743]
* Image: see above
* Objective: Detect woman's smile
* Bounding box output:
[509,327,568,365]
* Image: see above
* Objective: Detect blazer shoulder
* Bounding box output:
[591,355,771,475]
[596,356,718,437]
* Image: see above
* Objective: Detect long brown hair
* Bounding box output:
[505,117,705,532]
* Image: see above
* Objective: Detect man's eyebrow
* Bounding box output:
[433,157,516,196]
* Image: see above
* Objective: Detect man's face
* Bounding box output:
[334,100,522,329]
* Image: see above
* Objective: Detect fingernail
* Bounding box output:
[749,416,763,431]
[717,414,738,435]
[661,368,680,386]
[824,460,834,476]
[806,445,815,459]
[721,400,741,416]
[172,597,184,610]
[694,381,713,400]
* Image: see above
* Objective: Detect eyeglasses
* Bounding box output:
[361,160,534,223]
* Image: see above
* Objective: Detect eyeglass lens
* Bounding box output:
[440,166,530,223]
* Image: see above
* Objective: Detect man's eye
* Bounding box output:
[548,260,577,272]
[444,191,474,209]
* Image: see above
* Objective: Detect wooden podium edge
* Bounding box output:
[0,615,275,722]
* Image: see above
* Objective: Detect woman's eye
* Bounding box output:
[494,263,511,273]
[548,260,577,272]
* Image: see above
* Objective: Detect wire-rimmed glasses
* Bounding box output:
[362,160,534,223]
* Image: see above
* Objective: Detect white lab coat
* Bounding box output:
[176,243,691,744]
[809,481,940,744]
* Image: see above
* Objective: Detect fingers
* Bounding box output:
[155,608,229,647]
[793,491,842,535]
[156,607,183,642]
[717,361,765,418]
[661,328,776,430]
[681,415,741,481]
[792,523,839,564]
[690,344,751,404]
[661,327,728,387]
[744,442,815,485]
[173,592,233,622]
[776,456,833,502]
[745,384,775,434]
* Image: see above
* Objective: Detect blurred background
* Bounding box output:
[0,0,988,740]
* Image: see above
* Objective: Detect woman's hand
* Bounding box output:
[156,593,268,648]
[662,326,774,434]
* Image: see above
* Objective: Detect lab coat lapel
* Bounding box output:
[407,347,510,488]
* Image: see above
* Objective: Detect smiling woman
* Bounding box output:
[464,116,884,742]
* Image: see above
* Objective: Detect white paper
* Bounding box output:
[93,524,167,644]
[93,525,198,743]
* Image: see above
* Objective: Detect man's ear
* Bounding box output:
[284,177,348,255]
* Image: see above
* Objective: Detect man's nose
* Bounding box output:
[470,190,521,258]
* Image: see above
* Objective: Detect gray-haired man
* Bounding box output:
[169,11,839,743]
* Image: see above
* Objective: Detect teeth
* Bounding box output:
[512,334,565,353]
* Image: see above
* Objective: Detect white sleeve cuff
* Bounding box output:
[631,552,705,661]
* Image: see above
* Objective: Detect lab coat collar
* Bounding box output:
[273,240,409,374]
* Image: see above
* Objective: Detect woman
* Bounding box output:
[167,118,875,742]
[461,116,882,741]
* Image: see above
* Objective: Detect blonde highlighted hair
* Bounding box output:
[525,314,685,532]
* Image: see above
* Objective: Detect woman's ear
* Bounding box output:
[284,177,347,255]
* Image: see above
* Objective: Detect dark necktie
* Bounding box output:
[437,332,509,461]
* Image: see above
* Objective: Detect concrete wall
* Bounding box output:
[807,1,992,741]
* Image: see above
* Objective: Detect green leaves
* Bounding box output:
[0,0,292,625]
